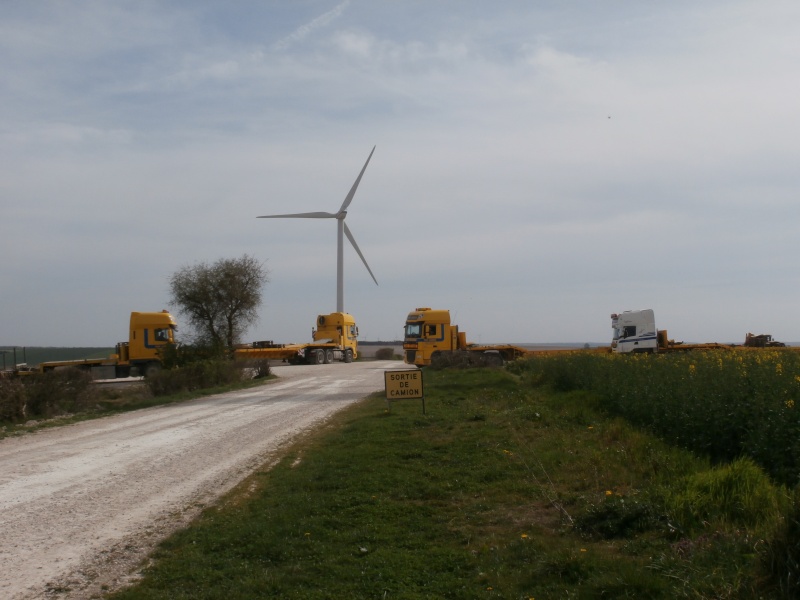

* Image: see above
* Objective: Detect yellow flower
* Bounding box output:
[521,533,529,539]
[776,363,784,375]
[786,399,795,409]
[605,490,613,496]
[688,364,696,375]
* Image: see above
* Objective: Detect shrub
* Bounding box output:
[0,378,27,422]
[157,342,225,369]
[23,368,97,418]
[145,359,244,396]
[249,359,271,379]
[667,458,784,531]
[374,347,396,360]
[429,350,504,370]
[575,493,665,539]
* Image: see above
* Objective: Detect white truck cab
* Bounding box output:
[611,309,658,353]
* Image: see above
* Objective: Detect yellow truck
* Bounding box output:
[38,311,177,378]
[235,312,359,365]
[403,307,536,367]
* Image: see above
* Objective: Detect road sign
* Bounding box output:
[384,369,425,413]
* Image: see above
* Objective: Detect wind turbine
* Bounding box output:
[257,146,378,314]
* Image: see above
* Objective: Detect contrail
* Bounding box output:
[273,1,351,51]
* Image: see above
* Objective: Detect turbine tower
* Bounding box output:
[257,146,378,313]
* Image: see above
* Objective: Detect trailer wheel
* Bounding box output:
[143,362,162,378]
[324,349,334,364]
[344,349,353,363]
[314,350,325,365]
[482,352,504,367]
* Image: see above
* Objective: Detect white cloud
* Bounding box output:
[273,1,351,51]
[2,1,800,347]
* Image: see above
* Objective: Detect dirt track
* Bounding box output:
[0,361,401,599]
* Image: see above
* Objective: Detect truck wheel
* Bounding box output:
[482,352,503,367]
[324,349,334,364]
[344,349,353,363]
[143,362,162,378]
[314,350,325,365]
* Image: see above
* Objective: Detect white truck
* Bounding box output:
[610,309,660,353]
[610,309,784,354]
[610,309,735,354]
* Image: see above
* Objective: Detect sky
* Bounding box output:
[2,1,800,347]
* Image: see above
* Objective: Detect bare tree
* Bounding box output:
[169,255,269,353]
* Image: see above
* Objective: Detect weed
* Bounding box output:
[667,457,786,532]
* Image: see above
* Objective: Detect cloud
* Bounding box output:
[272,1,351,51]
[3,2,800,347]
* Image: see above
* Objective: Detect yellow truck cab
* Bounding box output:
[403,308,466,366]
[313,312,359,356]
[403,307,537,367]
[39,310,177,378]
[116,311,177,373]
[234,312,359,365]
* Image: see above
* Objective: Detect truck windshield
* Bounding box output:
[405,323,422,338]
[613,326,636,340]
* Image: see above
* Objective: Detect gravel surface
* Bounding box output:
[0,361,403,599]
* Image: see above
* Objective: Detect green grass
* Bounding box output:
[108,367,788,599]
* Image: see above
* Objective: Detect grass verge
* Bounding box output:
[109,367,788,599]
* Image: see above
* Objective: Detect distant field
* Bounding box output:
[0,347,113,367]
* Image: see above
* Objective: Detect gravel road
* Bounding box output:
[0,360,404,599]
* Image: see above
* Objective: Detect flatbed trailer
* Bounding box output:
[234,341,355,365]
[234,312,359,365]
[611,309,791,354]
[402,308,593,367]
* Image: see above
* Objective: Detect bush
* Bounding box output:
[0,378,27,422]
[157,342,225,369]
[429,350,504,370]
[667,458,784,532]
[23,368,97,418]
[249,359,272,379]
[145,359,244,396]
[576,494,665,539]
[374,347,396,360]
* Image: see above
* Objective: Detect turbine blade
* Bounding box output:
[338,145,376,213]
[344,222,378,286]
[257,211,337,219]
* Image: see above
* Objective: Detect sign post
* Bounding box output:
[384,369,425,414]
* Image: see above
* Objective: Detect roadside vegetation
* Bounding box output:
[0,356,272,437]
[509,349,800,487]
[108,353,799,599]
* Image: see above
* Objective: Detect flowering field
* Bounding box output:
[510,349,800,486]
